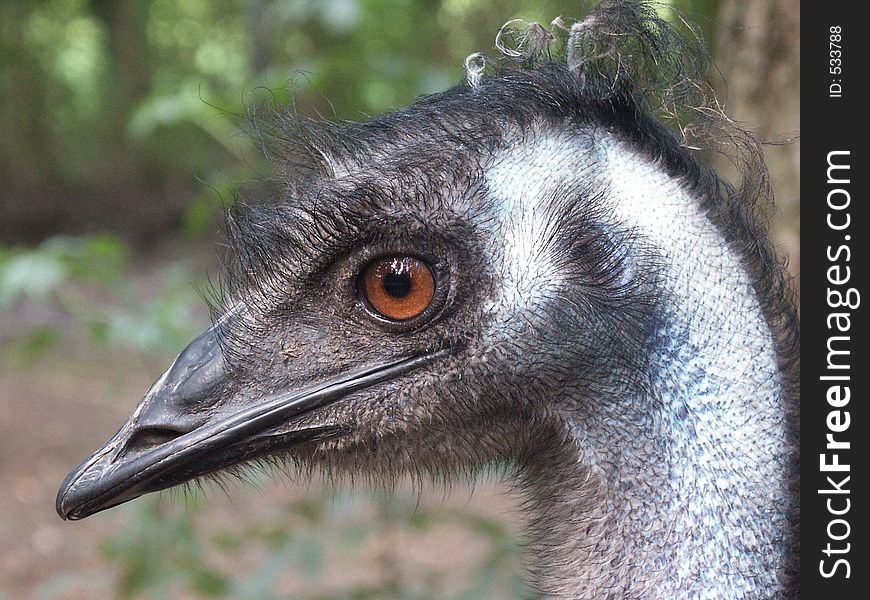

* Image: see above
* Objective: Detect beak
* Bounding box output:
[56,312,446,521]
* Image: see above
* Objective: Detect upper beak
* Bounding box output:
[56,313,446,521]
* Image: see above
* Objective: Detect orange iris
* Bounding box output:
[362,256,435,321]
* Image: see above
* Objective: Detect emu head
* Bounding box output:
[56,1,782,525]
[58,83,645,516]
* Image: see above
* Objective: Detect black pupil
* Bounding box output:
[383,272,412,298]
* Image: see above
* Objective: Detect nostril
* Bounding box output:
[125,427,186,453]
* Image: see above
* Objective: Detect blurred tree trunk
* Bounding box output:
[714,0,800,290]
[88,0,151,187]
[89,0,152,131]
[87,0,181,241]
[248,0,272,77]
[0,0,62,241]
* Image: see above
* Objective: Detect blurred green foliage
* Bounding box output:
[0,235,128,309]
[0,234,206,363]
[2,0,714,242]
[93,488,527,600]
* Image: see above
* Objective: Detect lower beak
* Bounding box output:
[56,321,447,521]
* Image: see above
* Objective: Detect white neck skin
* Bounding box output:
[485,134,791,598]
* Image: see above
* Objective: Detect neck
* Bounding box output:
[518,141,796,598]
[523,323,793,598]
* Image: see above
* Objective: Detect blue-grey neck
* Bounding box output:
[482,133,798,598]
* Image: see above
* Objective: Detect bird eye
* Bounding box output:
[361,256,436,321]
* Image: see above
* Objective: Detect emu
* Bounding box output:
[57,2,799,598]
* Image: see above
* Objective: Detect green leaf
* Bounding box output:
[5,326,61,364]
[190,568,230,596]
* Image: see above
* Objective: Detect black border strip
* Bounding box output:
[802,2,867,596]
